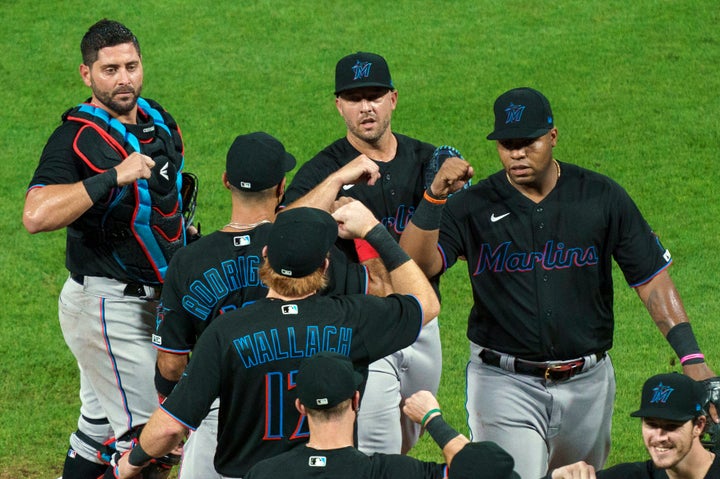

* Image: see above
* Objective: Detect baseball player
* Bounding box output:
[153,132,384,478]
[244,351,521,479]
[23,19,191,478]
[399,87,716,478]
[283,51,447,455]
[113,205,440,478]
[549,373,720,479]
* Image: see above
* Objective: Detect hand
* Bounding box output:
[332,200,379,239]
[115,152,156,187]
[332,155,381,189]
[402,390,441,425]
[429,157,473,198]
[113,451,144,479]
[550,461,596,479]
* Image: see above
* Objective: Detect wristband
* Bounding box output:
[364,224,410,272]
[667,323,705,365]
[128,442,154,467]
[425,414,460,449]
[354,239,380,262]
[421,408,442,428]
[83,169,118,203]
[411,194,445,231]
[154,364,179,398]
[423,189,447,204]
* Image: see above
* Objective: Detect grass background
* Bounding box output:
[2,0,720,476]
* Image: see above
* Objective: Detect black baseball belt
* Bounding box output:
[479,349,606,382]
[71,273,155,298]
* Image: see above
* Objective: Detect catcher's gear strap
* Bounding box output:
[74,429,117,465]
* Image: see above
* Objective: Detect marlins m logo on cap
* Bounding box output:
[650,383,674,404]
[504,103,526,124]
[352,60,372,80]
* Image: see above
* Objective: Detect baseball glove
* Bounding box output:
[701,377,720,452]
[423,145,471,193]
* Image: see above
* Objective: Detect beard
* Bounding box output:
[92,83,142,116]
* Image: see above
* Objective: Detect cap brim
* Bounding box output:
[335,82,394,95]
[487,127,551,141]
[630,408,695,422]
[283,152,297,172]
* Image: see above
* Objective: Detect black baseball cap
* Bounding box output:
[226,132,296,191]
[487,87,554,140]
[335,52,394,95]
[266,207,338,278]
[630,373,705,422]
[296,351,363,410]
[449,442,521,479]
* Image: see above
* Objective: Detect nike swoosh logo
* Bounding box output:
[490,212,511,222]
[342,184,355,191]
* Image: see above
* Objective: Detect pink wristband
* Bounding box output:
[680,353,705,365]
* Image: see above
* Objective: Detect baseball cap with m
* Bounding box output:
[226,132,296,191]
[487,87,554,140]
[335,51,394,95]
[266,207,338,278]
[296,351,363,410]
[630,372,705,422]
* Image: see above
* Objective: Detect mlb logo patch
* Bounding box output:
[308,456,327,467]
[240,181,252,189]
[152,334,162,345]
[233,235,251,247]
[282,304,298,315]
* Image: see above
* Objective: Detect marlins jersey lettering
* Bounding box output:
[159,293,423,477]
[438,162,672,360]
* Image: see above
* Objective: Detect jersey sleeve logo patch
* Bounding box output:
[152,334,162,345]
[282,304,298,315]
[308,456,327,467]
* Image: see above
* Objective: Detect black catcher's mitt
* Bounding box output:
[701,377,720,452]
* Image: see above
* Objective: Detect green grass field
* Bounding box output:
[2,1,720,477]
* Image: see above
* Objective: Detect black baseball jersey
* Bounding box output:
[27,98,185,284]
[593,453,720,478]
[159,293,423,477]
[438,161,672,360]
[154,226,369,353]
[284,134,436,260]
[244,445,446,479]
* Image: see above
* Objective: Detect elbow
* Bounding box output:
[23,208,45,234]
[423,297,441,324]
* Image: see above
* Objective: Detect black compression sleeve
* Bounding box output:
[83,169,118,203]
[364,224,410,272]
[425,414,460,449]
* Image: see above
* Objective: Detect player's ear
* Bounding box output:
[295,398,305,415]
[79,63,92,87]
[352,391,360,412]
[322,257,330,274]
[262,245,268,259]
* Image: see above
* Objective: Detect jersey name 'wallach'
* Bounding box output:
[474,240,599,275]
[233,326,354,368]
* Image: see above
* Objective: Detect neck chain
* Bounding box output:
[224,219,271,231]
[506,159,561,185]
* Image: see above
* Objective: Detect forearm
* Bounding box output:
[284,174,344,212]
[23,183,94,233]
[365,224,440,322]
[399,221,443,278]
[156,351,189,382]
[137,409,187,458]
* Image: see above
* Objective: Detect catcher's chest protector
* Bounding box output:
[65,98,186,284]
